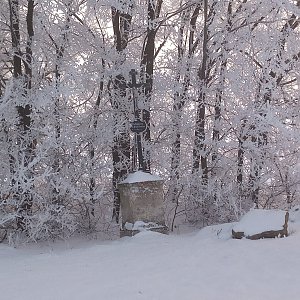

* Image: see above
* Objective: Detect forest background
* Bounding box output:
[0,0,299,244]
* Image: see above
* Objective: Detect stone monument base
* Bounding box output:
[120,223,168,238]
[118,171,168,238]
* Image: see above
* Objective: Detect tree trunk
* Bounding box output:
[51,3,71,205]
[111,75,131,223]
[89,75,105,217]
[140,0,163,172]
[111,5,132,222]
[211,0,232,170]
[169,5,200,204]
[192,0,210,185]
[9,0,35,230]
[237,119,247,194]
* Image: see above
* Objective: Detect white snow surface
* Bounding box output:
[1,221,300,300]
[232,209,287,236]
[120,171,162,183]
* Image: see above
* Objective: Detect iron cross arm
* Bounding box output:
[118,82,150,89]
[128,69,151,89]
[118,69,151,89]
[127,82,147,88]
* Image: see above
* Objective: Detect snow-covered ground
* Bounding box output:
[1,219,300,300]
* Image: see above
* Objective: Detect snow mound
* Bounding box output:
[120,171,162,184]
[124,221,164,231]
[232,209,287,236]
[197,222,236,240]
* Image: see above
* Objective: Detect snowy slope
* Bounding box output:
[1,222,300,300]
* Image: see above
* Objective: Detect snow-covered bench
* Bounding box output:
[232,209,289,240]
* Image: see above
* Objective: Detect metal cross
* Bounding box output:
[128,69,149,172]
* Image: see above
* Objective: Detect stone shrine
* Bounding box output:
[118,171,168,237]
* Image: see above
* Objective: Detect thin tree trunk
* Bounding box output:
[210,1,233,204]
[9,0,22,78]
[51,3,71,204]
[249,83,270,207]
[169,4,200,203]
[192,0,209,185]
[237,119,247,193]
[211,0,232,167]
[89,73,104,217]
[67,9,103,217]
